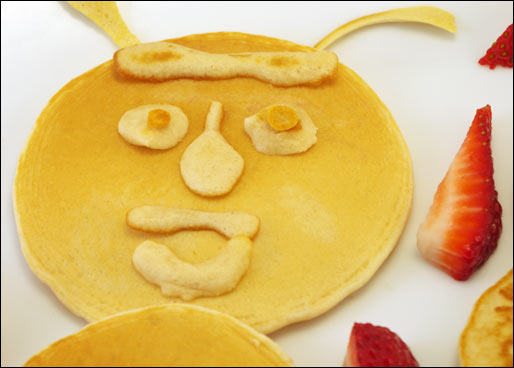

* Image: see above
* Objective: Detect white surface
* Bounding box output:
[1,1,512,366]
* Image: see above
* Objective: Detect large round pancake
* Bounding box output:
[14,32,413,333]
[459,269,513,367]
[24,304,293,367]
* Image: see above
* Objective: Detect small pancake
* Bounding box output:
[459,269,513,367]
[24,304,293,367]
[14,32,413,333]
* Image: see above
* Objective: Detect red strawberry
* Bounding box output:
[479,24,513,69]
[417,105,502,281]
[343,323,419,367]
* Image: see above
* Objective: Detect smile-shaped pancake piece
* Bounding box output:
[24,304,293,367]
[14,32,413,333]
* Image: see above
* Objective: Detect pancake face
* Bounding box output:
[24,304,293,367]
[14,33,413,333]
[459,269,513,367]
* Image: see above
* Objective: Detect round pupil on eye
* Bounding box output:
[148,109,171,128]
[267,105,298,131]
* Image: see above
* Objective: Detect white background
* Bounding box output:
[1,1,513,366]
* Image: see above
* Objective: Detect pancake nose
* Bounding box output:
[180,101,244,197]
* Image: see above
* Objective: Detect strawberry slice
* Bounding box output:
[417,105,502,281]
[343,323,419,367]
[479,24,513,69]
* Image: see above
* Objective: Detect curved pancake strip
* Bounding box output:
[24,304,293,367]
[459,269,513,367]
[67,1,140,48]
[133,237,252,300]
[14,32,413,333]
[315,6,456,50]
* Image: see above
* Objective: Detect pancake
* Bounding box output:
[459,269,513,367]
[24,304,293,367]
[14,32,413,333]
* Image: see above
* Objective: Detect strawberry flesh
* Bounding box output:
[417,105,502,281]
[343,323,419,367]
[479,24,513,69]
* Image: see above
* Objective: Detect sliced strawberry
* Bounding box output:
[343,323,419,367]
[479,24,513,69]
[417,105,502,281]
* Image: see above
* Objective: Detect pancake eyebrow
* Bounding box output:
[114,41,338,86]
[126,206,260,239]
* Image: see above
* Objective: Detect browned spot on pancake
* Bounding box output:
[133,51,183,63]
[501,337,514,367]
[229,54,252,58]
[500,283,513,301]
[494,304,513,366]
[495,306,514,316]
[268,56,299,67]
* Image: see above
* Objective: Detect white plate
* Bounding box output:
[1,1,512,366]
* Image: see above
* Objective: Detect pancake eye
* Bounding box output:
[244,104,318,155]
[118,104,188,150]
